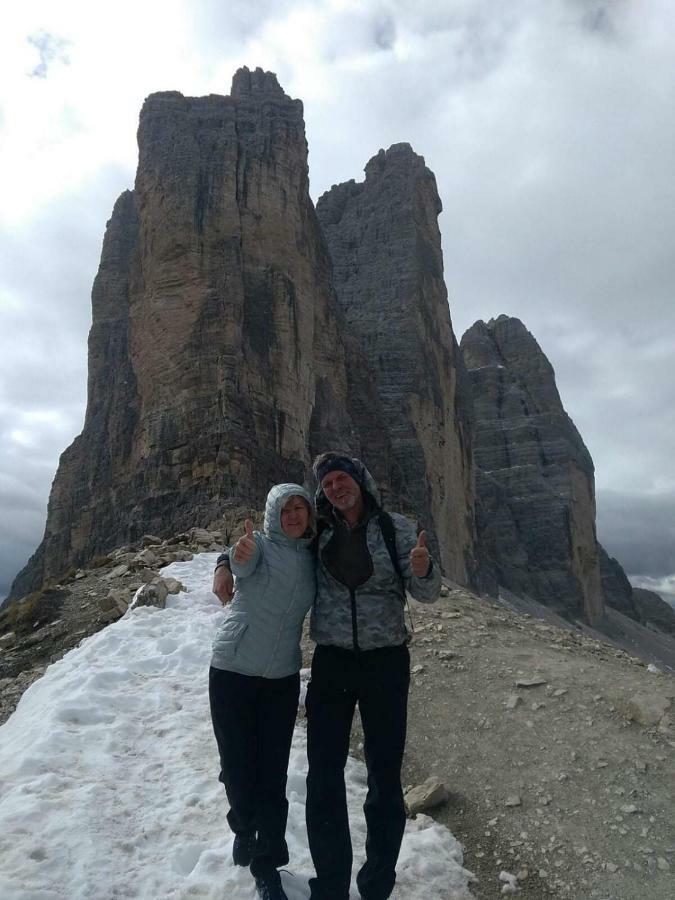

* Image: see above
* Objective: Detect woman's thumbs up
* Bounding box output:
[233,519,256,563]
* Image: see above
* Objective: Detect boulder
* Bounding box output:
[188,528,219,547]
[620,692,672,727]
[132,579,169,610]
[0,632,17,650]
[107,588,132,614]
[163,577,185,595]
[133,549,159,569]
[163,550,194,564]
[100,606,124,623]
[104,564,130,581]
[404,777,450,814]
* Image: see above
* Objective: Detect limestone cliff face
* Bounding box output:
[598,546,639,618]
[316,145,476,584]
[12,68,363,595]
[461,316,604,623]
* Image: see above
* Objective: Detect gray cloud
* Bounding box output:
[187,0,299,51]
[27,31,71,79]
[574,0,624,38]
[373,15,397,51]
[597,490,675,578]
[3,0,674,608]
[0,481,48,604]
[0,165,132,600]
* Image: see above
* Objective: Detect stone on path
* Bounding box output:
[620,693,671,727]
[404,777,450,814]
[132,579,168,610]
[515,677,547,688]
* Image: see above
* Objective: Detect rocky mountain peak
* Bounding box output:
[10,75,476,599]
[461,314,603,622]
[364,141,417,173]
[361,143,443,214]
[230,65,289,100]
[462,315,564,418]
[9,70,353,598]
[316,144,475,583]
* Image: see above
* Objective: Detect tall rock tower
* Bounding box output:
[12,68,363,595]
[10,72,480,600]
[461,316,604,623]
[316,145,476,584]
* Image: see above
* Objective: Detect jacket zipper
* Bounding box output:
[264,545,300,677]
[350,587,359,652]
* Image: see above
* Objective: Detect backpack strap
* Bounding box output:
[378,511,415,635]
[378,511,403,582]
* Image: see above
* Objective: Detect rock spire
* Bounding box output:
[12,69,361,595]
[11,72,476,597]
[317,144,476,583]
[461,315,604,623]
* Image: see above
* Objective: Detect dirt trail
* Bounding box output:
[3,557,674,899]
[342,585,674,900]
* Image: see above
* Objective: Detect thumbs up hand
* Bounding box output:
[233,519,256,564]
[410,530,431,578]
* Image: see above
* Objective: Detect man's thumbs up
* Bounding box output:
[233,519,256,564]
[410,530,431,577]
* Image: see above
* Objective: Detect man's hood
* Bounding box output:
[264,483,315,545]
[314,456,382,521]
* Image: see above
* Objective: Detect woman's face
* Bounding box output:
[280,496,310,539]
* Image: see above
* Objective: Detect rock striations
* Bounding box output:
[9,67,667,639]
[460,316,675,632]
[12,69,366,596]
[10,69,474,598]
[460,315,605,623]
[316,145,475,582]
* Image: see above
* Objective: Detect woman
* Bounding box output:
[209,483,315,900]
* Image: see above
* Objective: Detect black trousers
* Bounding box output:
[209,666,300,877]
[305,644,410,900]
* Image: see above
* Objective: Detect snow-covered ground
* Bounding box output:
[0,552,472,899]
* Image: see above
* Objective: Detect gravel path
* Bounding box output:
[4,556,674,900]
[370,585,674,899]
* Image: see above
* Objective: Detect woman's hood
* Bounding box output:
[264,483,315,545]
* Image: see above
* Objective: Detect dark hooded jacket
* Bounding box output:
[311,462,441,651]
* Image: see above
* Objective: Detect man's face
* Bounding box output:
[321,469,363,513]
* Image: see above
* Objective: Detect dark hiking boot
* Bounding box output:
[254,869,288,900]
[232,831,256,866]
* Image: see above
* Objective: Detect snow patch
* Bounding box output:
[0,551,472,898]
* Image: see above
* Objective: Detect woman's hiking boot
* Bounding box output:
[254,869,288,900]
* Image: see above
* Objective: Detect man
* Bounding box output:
[213,451,441,900]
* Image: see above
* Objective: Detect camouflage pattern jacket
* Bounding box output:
[310,466,441,651]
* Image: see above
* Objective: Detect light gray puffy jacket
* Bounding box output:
[310,464,441,651]
[210,484,316,678]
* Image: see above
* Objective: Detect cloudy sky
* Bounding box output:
[1,0,673,604]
